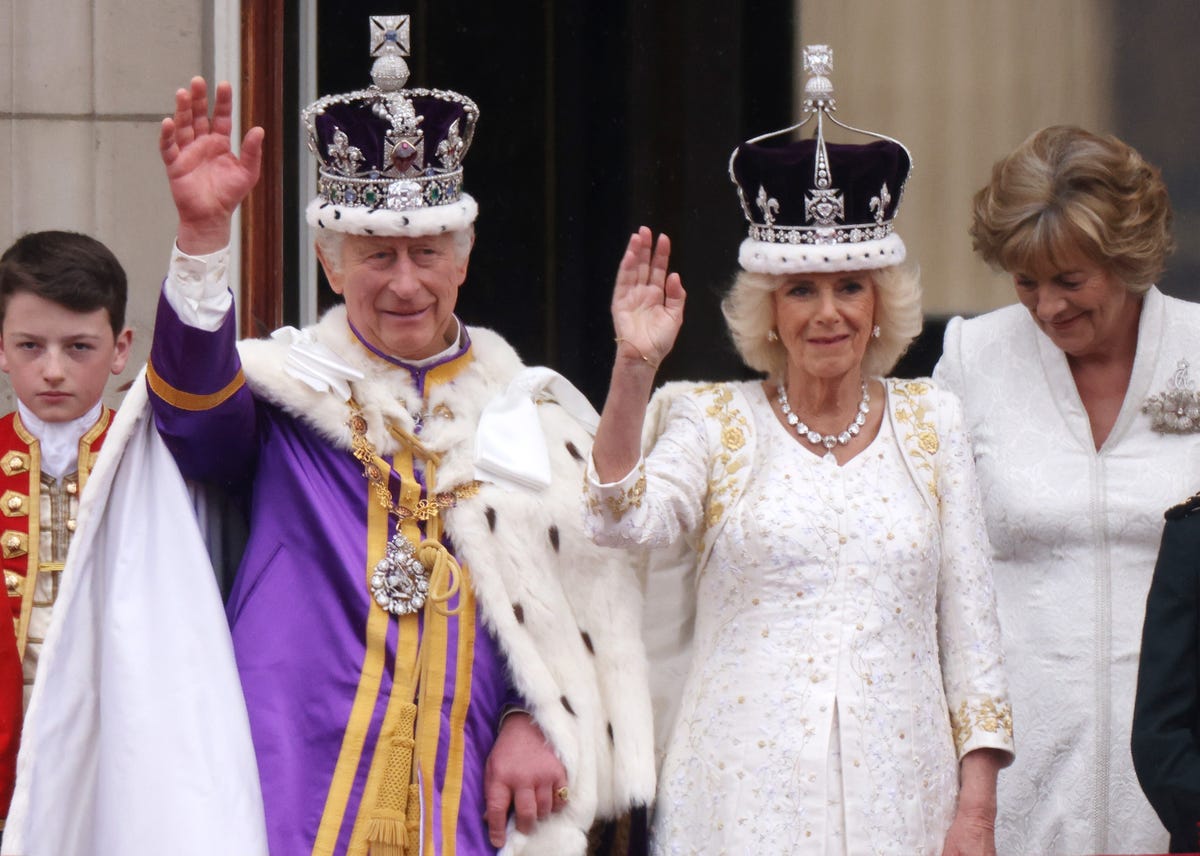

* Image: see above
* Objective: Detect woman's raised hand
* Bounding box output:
[612,227,686,371]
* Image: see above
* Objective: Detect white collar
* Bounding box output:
[17,400,104,479]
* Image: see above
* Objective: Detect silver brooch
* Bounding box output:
[1143,358,1200,434]
[370,531,429,615]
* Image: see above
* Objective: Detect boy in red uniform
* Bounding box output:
[0,231,132,829]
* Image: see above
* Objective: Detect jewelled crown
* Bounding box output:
[302,15,479,237]
[729,45,912,274]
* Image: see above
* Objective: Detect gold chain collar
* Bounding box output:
[347,398,481,521]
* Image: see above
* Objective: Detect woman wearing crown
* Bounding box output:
[583,48,1013,856]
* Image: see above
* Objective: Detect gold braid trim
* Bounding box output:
[146,359,246,411]
[357,451,466,852]
[387,423,442,467]
[951,697,1014,754]
[417,540,464,617]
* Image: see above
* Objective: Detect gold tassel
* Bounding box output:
[365,704,421,855]
[364,812,408,856]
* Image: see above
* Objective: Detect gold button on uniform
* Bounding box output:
[66,481,78,495]
[1,530,27,559]
[66,519,77,532]
[1,491,27,516]
[0,452,29,476]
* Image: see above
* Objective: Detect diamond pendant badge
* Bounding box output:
[370,530,430,615]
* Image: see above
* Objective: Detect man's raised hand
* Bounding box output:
[159,77,264,255]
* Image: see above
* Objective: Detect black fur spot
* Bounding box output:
[364,228,374,235]
[548,525,560,552]
[513,603,525,624]
[565,441,584,463]
[485,506,496,531]
[402,216,410,226]
[333,209,341,219]
[318,219,325,228]
[580,630,594,654]
[606,722,614,743]
[561,695,576,716]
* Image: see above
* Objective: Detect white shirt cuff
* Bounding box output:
[164,242,234,331]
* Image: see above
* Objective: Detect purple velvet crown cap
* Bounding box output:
[730,135,911,274]
[313,94,472,178]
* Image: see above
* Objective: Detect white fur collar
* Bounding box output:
[237,305,523,486]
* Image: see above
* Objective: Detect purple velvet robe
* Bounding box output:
[147,295,513,856]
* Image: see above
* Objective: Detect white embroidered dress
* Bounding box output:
[585,380,1013,856]
[934,287,1200,855]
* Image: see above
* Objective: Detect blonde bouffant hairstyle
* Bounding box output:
[971,126,1174,293]
[722,261,923,380]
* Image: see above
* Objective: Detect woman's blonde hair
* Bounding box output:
[721,261,923,379]
[971,126,1174,293]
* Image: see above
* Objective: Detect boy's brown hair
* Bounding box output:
[0,231,128,334]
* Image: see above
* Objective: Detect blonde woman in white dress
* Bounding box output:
[584,50,1014,856]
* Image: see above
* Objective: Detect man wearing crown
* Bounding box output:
[8,19,653,856]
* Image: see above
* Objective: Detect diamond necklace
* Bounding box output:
[777,380,870,450]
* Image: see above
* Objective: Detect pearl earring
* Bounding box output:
[872,325,881,339]
[767,329,779,342]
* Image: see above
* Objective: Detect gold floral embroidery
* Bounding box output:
[890,380,940,503]
[604,471,647,522]
[951,697,1014,752]
[699,384,750,536]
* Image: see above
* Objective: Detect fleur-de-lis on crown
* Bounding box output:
[436,119,465,169]
[756,185,780,227]
[869,183,892,225]
[328,129,365,175]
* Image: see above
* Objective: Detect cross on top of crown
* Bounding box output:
[370,15,410,58]
[803,45,833,77]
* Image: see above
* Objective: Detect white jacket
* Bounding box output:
[934,286,1200,855]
